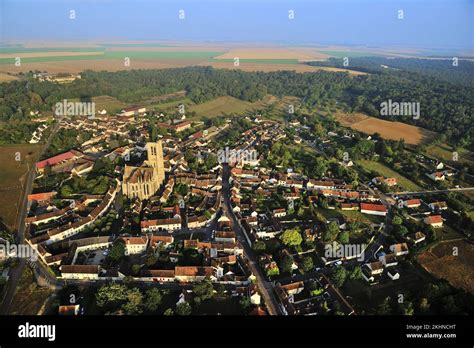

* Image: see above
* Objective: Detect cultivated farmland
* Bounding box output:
[0,144,42,229]
[418,240,474,294]
[336,112,437,145]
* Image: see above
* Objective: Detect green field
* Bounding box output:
[212,58,299,64]
[0,50,225,64]
[317,50,379,58]
[358,160,422,191]
[425,143,474,165]
[70,95,127,114]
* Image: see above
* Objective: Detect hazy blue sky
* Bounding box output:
[1,0,473,49]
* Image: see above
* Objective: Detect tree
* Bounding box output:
[239,296,252,311]
[252,240,266,254]
[281,228,303,247]
[392,215,403,225]
[278,252,294,274]
[122,288,143,315]
[163,308,174,316]
[144,288,163,312]
[337,231,350,244]
[145,254,158,267]
[418,297,430,314]
[331,267,348,288]
[176,302,192,316]
[96,283,128,309]
[192,278,214,301]
[396,225,409,236]
[109,240,126,262]
[348,266,363,281]
[266,264,279,278]
[377,297,392,315]
[323,221,339,242]
[300,256,314,272]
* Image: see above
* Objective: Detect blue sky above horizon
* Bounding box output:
[1,0,473,50]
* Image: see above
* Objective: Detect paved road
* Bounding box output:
[221,164,282,315]
[359,183,393,263]
[0,119,62,315]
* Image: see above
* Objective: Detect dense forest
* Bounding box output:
[0,65,473,148]
[309,57,474,87]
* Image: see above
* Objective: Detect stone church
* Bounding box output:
[122,141,166,200]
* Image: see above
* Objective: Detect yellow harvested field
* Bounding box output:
[203,61,366,75]
[0,51,104,59]
[336,112,437,145]
[0,144,42,228]
[418,240,474,294]
[0,72,18,82]
[0,59,206,74]
[215,48,330,60]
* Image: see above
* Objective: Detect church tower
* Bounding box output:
[146,141,165,184]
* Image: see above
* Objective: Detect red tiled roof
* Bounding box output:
[36,151,75,169]
[426,215,443,224]
[28,191,57,202]
[360,203,387,212]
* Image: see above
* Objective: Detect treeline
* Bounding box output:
[308,57,474,87]
[1,66,473,147]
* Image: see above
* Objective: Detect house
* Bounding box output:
[60,265,100,280]
[27,191,57,203]
[340,203,359,211]
[428,172,445,181]
[35,151,77,174]
[424,215,443,228]
[215,231,236,243]
[389,243,409,256]
[404,199,421,208]
[362,261,384,283]
[174,266,214,282]
[372,176,397,187]
[360,203,387,216]
[140,218,182,232]
[272,208,287,218]
[408,231,426,244]
[118,106,146,117]
[58,305,80,315]
[378,253,398,267]
[187,216,208,229]
[429,201,448,211]
[120,236,148,255]
[140,269,176,282]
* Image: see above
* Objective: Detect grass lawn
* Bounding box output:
[434,225,464,242]
[188,96,259,118]
[70,95,127,115]
[339,209,384,225]
[357,160,422,191]
[10,267,51,315]
[425,143,474,165]
[0,144,42,228]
